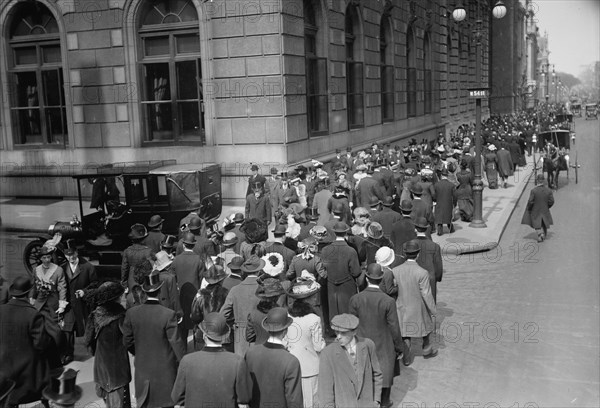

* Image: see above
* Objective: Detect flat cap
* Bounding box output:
[330,314,359,332]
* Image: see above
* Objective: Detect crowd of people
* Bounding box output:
[0,106,567,408]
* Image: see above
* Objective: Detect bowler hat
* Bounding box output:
[205,265,228,285]
[255,277,285,298]
[8,276,33,298]
[148,214,164,228]
[142,271,163,292]
[241,256,266,274]
[400,199,413,212]
[182,232,197,246]
[375,247,395,267]
[382,196,394,207]
[366,222,384,239]
[250,164,259,171]
[227,256,244,271]
[199,312,230,342]
[233,213,245,223]
[410,183,423,195]
[94,281,124,305]
[368,196,382,208]
[330,313,359,332]
[331,222,349,234]
[272,224,287,236]
[42,368,82,406]
[63,241,77,256]
[414,217,429,230]
[129,223,148,240]
[222,232,238,247]
[261,307,293,332]
[270,167,278,175]
[331,202,344,215]
[403,240,421,255]
[188,217,204,231]
[161,235,177,249]
[365,263,384,280]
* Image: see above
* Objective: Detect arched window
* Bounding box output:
[424,32,432,114]
[345,4,364,129]
[305,0,328,136]
[380,13,394,122]
[406,25,416,117]
[138,0,204,144]
[7,1,66,146]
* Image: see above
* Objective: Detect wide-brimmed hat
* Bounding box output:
[154,251,173,271]
[94,281,124,305]
[309,225,329,241]
[330,314,359,332]
[142,271,163,292]
[205,265,228,285]
[161,235,177,249]
[414,217,429,230]
[287,274,321,299]
[148,214,164,228]
[403,240,421,255]
[367,222,384,239]
[222,232,238,247]
[331,222,349,234]
[410,183,423,195]
[375,247,395,267]
[255,277,285,298]
[400,199,413,212]
[39,246,55,257]
[199,312,230,342]
[8,276,33,297]
[42,368,82,406]
[355,163,368,172]
[128,224,148,240]
[365,263,384,280]
[241,256,266,274]
[262,253,285,277]
[488,144,497,151]
[227,256,244,271]
[261,307,293,332]
[182,232,197,246]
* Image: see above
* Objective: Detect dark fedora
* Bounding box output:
[382,196,394,207]
[188,217,204,231]
[331,202,344,215]
[161,235,177,249]
[42,368,82,406]
[255,278,284,298]
[94,281,124,305]
[9,276,33,298]
[403,240,421,255]
[261,307,293,332]
[227,256,244,271]
[272,224,287,236]
[182,232,197,246]
[222,232,239,247]
[331,222,349,234]
[205,265,228,285]
[368,196,382,208]
[233,213,245,223]
[400,199,413,212]
[365,263,384,280]
[241,256,266,274]
[199,312,230,342]
[128,223,148,240]
[142,271,163,292]
[414,217,429,230]
[410,183,423,195]
[148,214,164,228]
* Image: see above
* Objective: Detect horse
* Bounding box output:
[542,155,556,189]
[553,152,569,189]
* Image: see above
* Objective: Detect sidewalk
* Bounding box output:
[0,156,536,254]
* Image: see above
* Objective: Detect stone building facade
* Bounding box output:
[0,0,499,200]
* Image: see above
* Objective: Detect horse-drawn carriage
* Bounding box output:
[585,103,598,120]
[554,113,575,132]
[571,102,582,117]
[536,129,579,188]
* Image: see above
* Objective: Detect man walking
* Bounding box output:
[245,187,271,226]
[414,217,443,302]
[433,168,457,236]
[521,174,554,242]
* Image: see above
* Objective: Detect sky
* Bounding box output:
[531,0,600,78]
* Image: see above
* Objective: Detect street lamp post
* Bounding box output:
[452,0,507,229]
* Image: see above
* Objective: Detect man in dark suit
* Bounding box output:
[246,164,269,197]
[171,312,251,407]
[372,196,403,240]
[521,174,554,242]
[123,274,186,408]
[390,199,417,258]
[60,247,98,365]
[0,277,51,408]
[243,307,303,408]
[496,145,515,188]
[414,217,444,302]
[245,187,272,226]
[410,184,435,235]
[264,225,295,271]
[145,214,166,253]
[433,168,457,236]
[355,169,385,208]
[349,266,402,408]
[171,232,205,289]
[121,224,154,294]
[320,223,362,331]
[176,217,216,258]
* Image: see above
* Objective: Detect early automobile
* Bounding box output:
[585,103,598,120]
[20,160,222,276]
[570,102,582,117]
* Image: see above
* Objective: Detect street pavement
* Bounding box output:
[1,118,597,407]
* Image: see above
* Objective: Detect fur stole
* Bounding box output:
[84,302,126,347]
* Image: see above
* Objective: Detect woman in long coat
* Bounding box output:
[84,282,131,408]
[190,265,229,350]
[455,161,474,222]
[484,145,499,189]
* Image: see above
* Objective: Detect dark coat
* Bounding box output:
[144,230,165,254]
[157,269,182,316]
[411,197,434,227]
[171,250,205,289]
[172,347,251,407]
[123,300,186,408]
[434,179,457,225]
[355,176,385,208]
[359,237,393,266]
[313,189,334,226]
[245,194,272,224]
[220,276,260,356]
[349,288,402,387]
[190,284,229,324]
[415,236,444,302]
[121,243,154,290]
[496,148,515,178]
[246,174,269,197]
[264,241,296,271]
[84,302,131,393]
[521,184,554,229]
[321,240,362,319]
[90,177,107,209]
[0,298,51,405]
[390,216,417,256]
[243,342,303,408]
[372,207,403,240]
[273,186,298,210]
[318,337,383,408]
[61,258,98,335]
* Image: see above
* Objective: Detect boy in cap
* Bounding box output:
[319,314,383,408]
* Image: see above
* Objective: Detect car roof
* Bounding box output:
[149,163,219,175]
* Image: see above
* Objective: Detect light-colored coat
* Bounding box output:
[391,260,436,337]
[287,314,326,377]
[318,337,383,408]
[313,188,333,226]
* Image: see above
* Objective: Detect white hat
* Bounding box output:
[375,247,395,267]
[154,251,173,271]
[262,252,285,277]
[488,144,497,151]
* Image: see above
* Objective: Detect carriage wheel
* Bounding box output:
[22,240,45,276]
